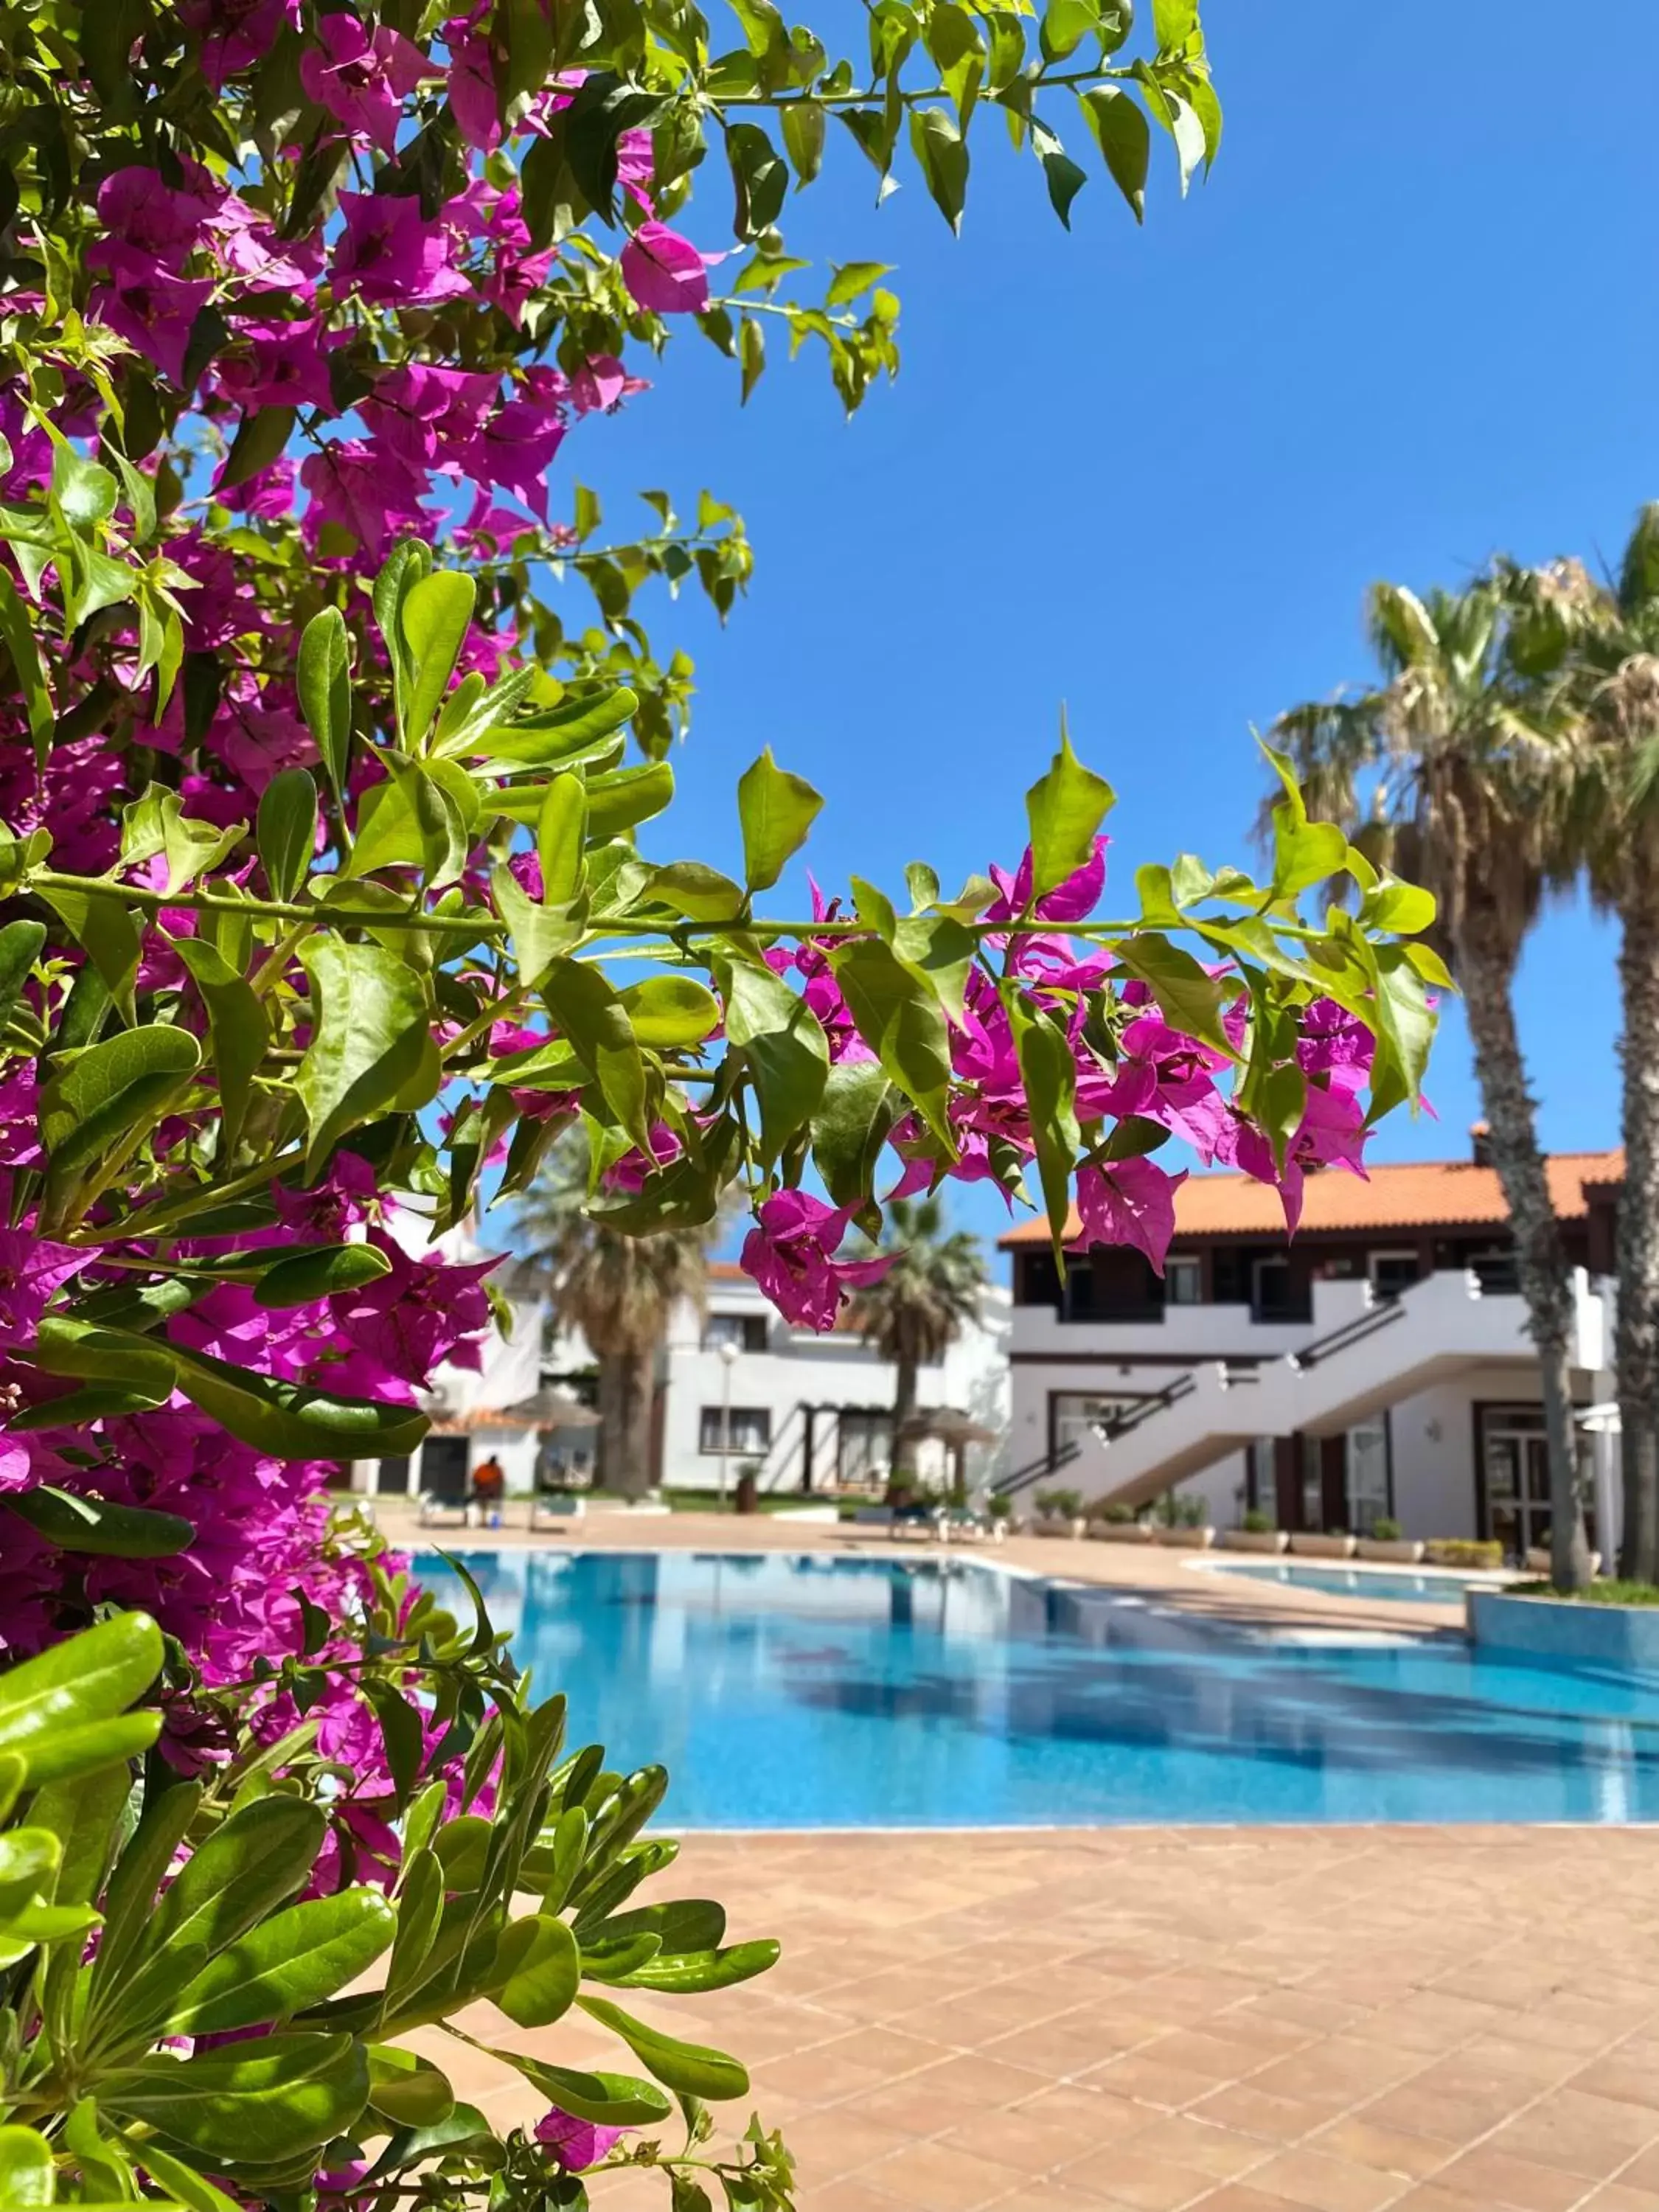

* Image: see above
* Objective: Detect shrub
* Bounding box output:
[1425,1539,1505,1568]
[1095,1501,1139,1526]
[1241,1508,1276,1534]
[1036,1489,1084,1520]
[1369,1517,1405,1542]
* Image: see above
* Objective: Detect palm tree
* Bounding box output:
[847,1196,987,1500]
[514,1140,711,1500]
[1269,578,1593,1589]
[1501,522,1659,1579]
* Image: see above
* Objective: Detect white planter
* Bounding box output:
[1289,1531,1357,1559]
[1033,1514,1086,1540]
[1152,1525,1214,1549]
[1085,1520,1155,1543]
[1218,1529,1287,1554]
[1355,1536,1423,1563]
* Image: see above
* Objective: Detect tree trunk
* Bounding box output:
[1457,919,1592,1590]
[888,1352,919,1496]
[597,1347,655,1500]
[1616,861,1659,1582]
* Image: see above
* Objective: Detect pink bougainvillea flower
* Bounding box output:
[986,835,1108,925]
[97,167,219,254]
[300,439,434,560]
[179,0,297,86]
[0,1225,85,1337]
[360,362,498,471]
[446,12,502,150]
[571,354,632,414]
[215,318,339,414]
[330,1234,496,1385]
[1071,1157,1187,1276]
[740,1189,892,1333]
[332,192,472,307]
[535,2108,627,2173]
[620,222,713,315]
[300,14,428,152]
[450,397,565,521]
[88,246,216,386]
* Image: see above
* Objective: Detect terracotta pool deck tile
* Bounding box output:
[768,2107,917,2183]
[1242,2147,1411,2212]
[855,2138,1031,2211]
[1422,2146,1592,2212]
[905,2051,1060,2110]
[1485,2090,1659,2181]
[1077,2048,1224,2113]
[1229,1989,1374,2040]
[1134,2031,1280,2083]
[934,2106,1111,2177]
[1115,2118,1272,2184]
[751,2046,894,2106]
[1579,2185,1659,2212]
[1186,2084,1333,2146]
[1049,2147,1220,2211]
[1303,2119,1457,2184]
[1568,2051,1659,2110]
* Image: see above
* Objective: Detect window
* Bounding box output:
[1251,1255,1309,1324]
[838,1410,891,1487]
[1049,1393,1141,1459]
[1299,1433,1324,1531]
[1345,1417,1391,1533]
[1368,1251,1419,1300]
[703,1312,768,1354]
[699,1405,771,1455]
[1166,1256,1202,1306]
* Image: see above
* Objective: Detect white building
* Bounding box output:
[355,1228,1012,1503]
[998,1136,1624,1558]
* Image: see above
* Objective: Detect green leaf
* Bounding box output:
[781,98,826,184]
[0,572,54,767]
[5,1485,194,1559]
[35,883,143,1016]
[102,2034,369,2165]
[829,939,953,1150]
[540,959,653,1153]
[585,759,675,840]
[296,937,437,1171]
[826,260,893,306]
[167,1888,397,2036]
[0,1613,163,1787]
[577,1995,750,2101]
[490,863,582,991]
[257,768,318,904]
[0,2126,54,2208]
[718,958,830,1166]
[219,405,297,490]
[810,1060,895,1209]
[1363,877,1437,935]
[1110,935,1237,1057]
[727,122,789,237]
[1007,995,1078,1260]
[470,686,636,768]
[39,1024,203,1179]
[1368,945,1437,1120]
[251,1243,393,1308]
[400,571,478,748]
[366,2048,456,2129]
[740,313,765,403]
[616,1940,781,1993]
[630,862,746,922]
[166,1339,431,1461]
[1025,726,1115,899]
[296,607,352,799]
[1040,144,1088,226]
[1078,86,1150,219]
[120,2138,241,2212]
[909,107,969,229]
[90,1780,204,2019]
[495,1912,582,2028]
[0,917,44,1035]
[505,2054,672,2129]
[737,748,823,893]
[173,940,268,1161]
[537,773,588,907]
[616,975,721,1048]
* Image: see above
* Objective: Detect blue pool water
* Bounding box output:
[1206,1562,1502,1605]
[414,1550,1659,1829]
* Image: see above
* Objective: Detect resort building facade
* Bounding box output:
[999,1135,1623,1556]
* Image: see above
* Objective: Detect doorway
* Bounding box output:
[1478,1404,1593,1559]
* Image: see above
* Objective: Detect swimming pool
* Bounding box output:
[413,1550,1659,1829]
[1204,1561,1504,1605]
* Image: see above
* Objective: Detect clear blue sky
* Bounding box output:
[561,0,1657,1259]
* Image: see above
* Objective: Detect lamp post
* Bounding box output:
[717,1338,740,1509]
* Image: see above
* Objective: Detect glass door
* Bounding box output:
[1345,1419,1391,1533]
[1479,1405,1593,1559]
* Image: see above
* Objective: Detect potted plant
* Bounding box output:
[1220,1507,1287,1554]
[1034,1487,1087,1538]
[1289,1527,1358,1559]
[1085,1500,1156,1543]
[1151,1494,1215,1549]
[1425,1538,1504,1569]
[1355,1516,1423,1563]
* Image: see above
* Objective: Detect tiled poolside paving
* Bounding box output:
[437,1828,1659,2212]
[383,1509,1659,2205]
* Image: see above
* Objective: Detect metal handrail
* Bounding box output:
[990,1438,1082,1498]
[1286,1293,1405,1372]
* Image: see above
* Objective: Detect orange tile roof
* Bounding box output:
[998,1149,1624,1248]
